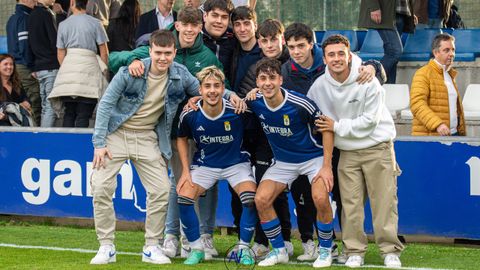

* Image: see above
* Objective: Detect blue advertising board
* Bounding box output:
[0,129,479,239]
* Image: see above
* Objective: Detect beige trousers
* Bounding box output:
[338,141,404,257]
[91,128,170,246]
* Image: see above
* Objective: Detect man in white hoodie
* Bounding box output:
[307,34,404,269]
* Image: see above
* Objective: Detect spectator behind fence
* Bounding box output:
[414,0,453,29]
[410,33,465,136]
[48,0,109,128]
[86,0,123,29]
[107,0,141,52]
[135,0,177,43]
[28,0,60,127]
[0,54,32,126]
[359,0,403,84]
[309,34,404,268]
[6,0,42,126]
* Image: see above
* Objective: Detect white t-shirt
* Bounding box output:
[57,14,108,53]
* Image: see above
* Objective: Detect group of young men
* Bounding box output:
[89,0,403,268]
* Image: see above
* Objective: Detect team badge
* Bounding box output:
[224,121,231,131]
[283,115,290,126]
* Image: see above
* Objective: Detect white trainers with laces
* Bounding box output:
[162,234,179,258]
[345,255,364,268]
[284,241,294,256]
[384,253,402,268]
[313,247,332,268]
[251,243,269,260]
[90,244,116,264]
[142,245,171,264]
[201,234,218,257]
[180,235,191,258]
[258,248,289,267]
[297,239,318,261]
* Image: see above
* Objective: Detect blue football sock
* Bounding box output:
[178,196,200,243]
[316,220,333,248]
[261,218,285,249]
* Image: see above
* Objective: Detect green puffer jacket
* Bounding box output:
[109,30,228,87]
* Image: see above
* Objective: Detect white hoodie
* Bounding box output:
[307,54,396,151]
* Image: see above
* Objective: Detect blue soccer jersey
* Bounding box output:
[246,88,323,163]
[178,99,250,169]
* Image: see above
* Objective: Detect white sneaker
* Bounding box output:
[162,234,179,258]
[258,248,289,267]
[90,244,116,264]
[180,236,191,258]
[297,239,318,261]
[345,255,364,268]
[384,253,402,268]
[313,247,332,268]
[201,234,218,257]
[252,243,269,260]
[142,245,171,264]
[284,241,294,256]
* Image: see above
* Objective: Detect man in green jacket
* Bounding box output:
[109,6,228,259]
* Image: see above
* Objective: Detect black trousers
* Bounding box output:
[230,130,292,246]
[63,100,96,128]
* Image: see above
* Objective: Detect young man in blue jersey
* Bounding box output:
[247,58,335,268]
[176,66,257,265]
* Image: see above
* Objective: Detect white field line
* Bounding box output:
[0,243,456,270]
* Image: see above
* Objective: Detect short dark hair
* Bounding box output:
[321,34,350,55]
[177,6,203,25]
[74,0,88,10]
[431,33,455,52]
[231,6,257,24]
[284,22,314,44]
[150,29,176,48]
[203,0,234,14]
[256,58,282,78]
[257,19,284,38]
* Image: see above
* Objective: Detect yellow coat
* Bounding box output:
[410,60,466,136]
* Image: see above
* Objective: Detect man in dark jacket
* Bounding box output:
[135,0,177,43]
[28,0,60,127]
[358,0,402,84]
[7,0,41,125]
[201,0,237,83]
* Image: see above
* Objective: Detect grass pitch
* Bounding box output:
[0,220,479,269]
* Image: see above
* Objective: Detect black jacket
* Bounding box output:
[135,8,177,41]
[238,46,290,98]
[28,4,60,72]
[202,27,237,84]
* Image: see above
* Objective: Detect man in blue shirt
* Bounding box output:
[176,66,257,265]
[247,58,335,268]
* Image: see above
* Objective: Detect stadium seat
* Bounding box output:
[0,36,7,54]
[452,29,480,61]
[383,84,410,120]
[462,84,480,120]
[400,29,442,61]
[357,30,384,61]
[321,30,359,51]
[356,30,367,49]
[314,31,325,44]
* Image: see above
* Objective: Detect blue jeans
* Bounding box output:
[377,29,403,84]
[165,141,218,236]
[36,69,58,127]
[417,18,443,29]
